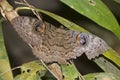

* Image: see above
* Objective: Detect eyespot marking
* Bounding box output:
[76,33,87,45]
[34,21,45,33]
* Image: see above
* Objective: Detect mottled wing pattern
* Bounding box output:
[73,33,109,60]
[32,22,79,64]
[11,16,110,64]
[11,16,42,46]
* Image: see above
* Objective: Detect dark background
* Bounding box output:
[1,0,120,75]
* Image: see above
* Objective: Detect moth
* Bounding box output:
[11,16,109,64]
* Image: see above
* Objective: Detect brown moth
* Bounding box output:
[11,16,109,64]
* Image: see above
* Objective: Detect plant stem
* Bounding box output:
[0,0,19,22]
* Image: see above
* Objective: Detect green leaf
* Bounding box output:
[36,9,88,33]
[21,61,46,72]
[94,57,120,77]
[0,20,13,80]
[60,0,120,40]
[14,72,41,80]
[21,61,46,77]
[15,61,47,80]
[61,64,84,80]
[84,73,120,80]
[114,0,120,4]
[103,48,120,67]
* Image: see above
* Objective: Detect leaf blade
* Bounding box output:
[60,0,120,39]
[103,48,120,67]
[114,0,120,4]
[93,57,120,77]
[84,73,120,80]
